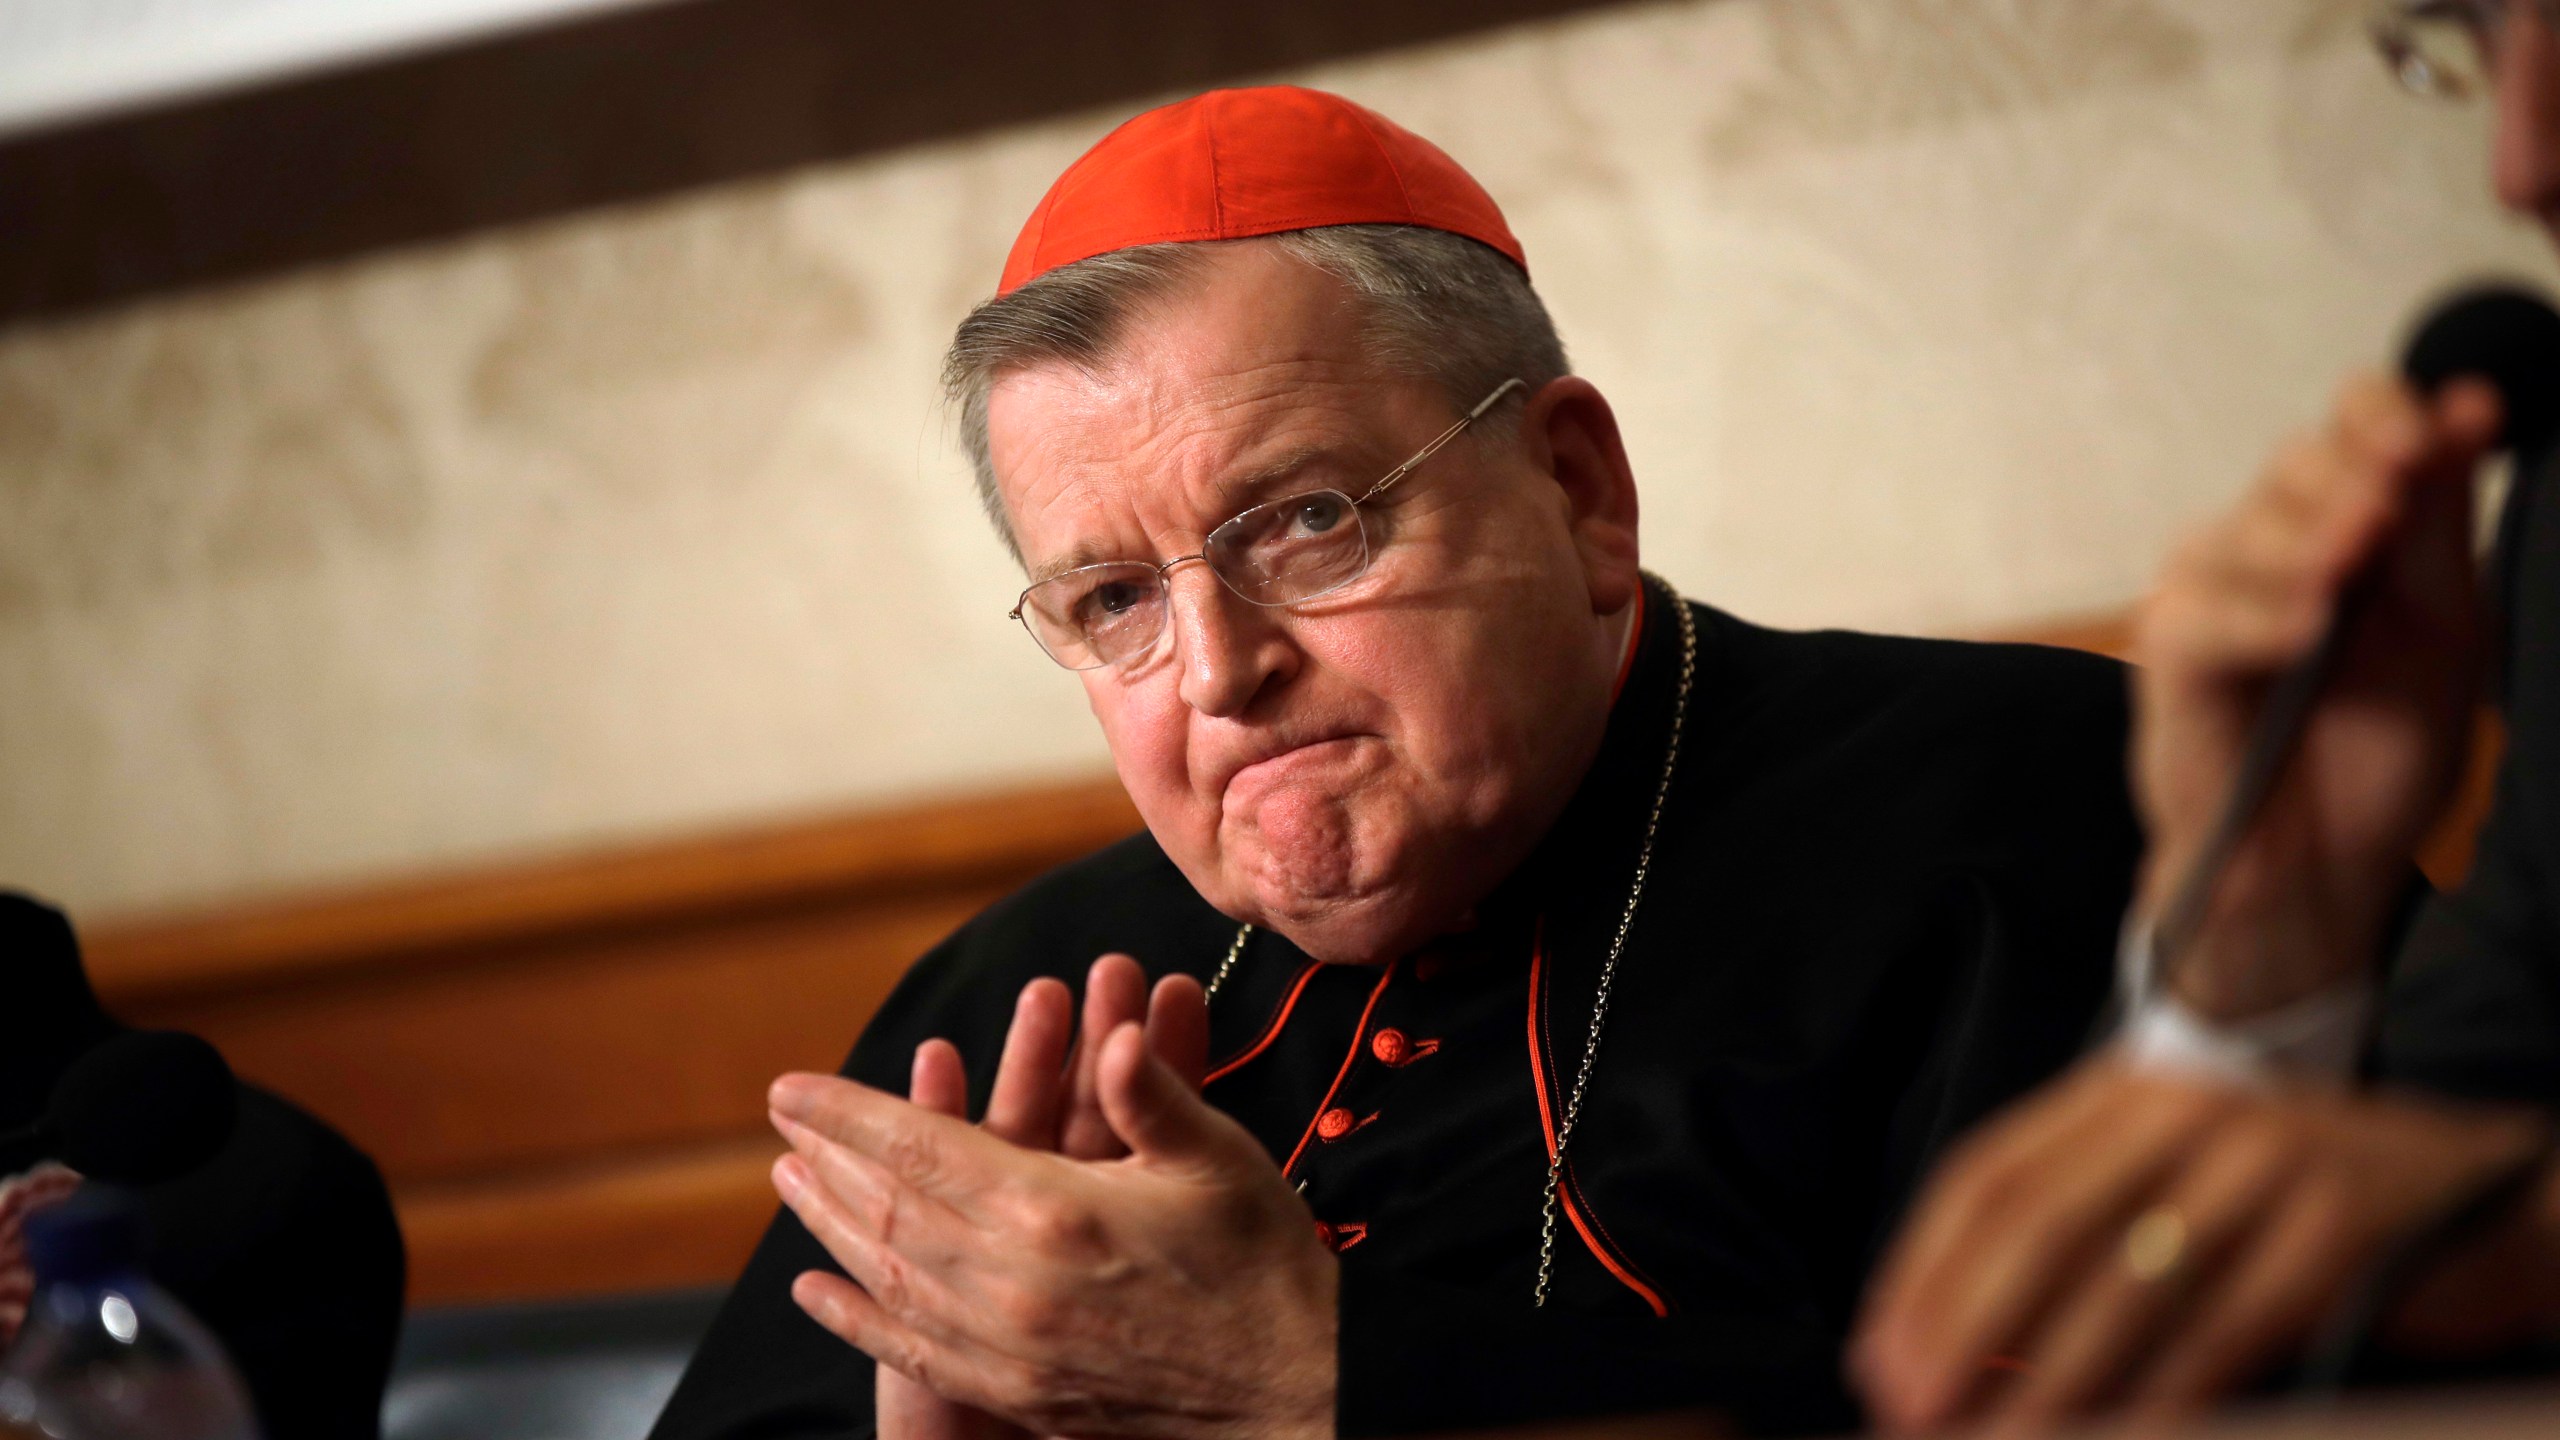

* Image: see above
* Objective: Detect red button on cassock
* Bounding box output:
[1316,1106,1356,1140]
[1371,1028,1409,1065]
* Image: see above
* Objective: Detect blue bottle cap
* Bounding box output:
[23,1187,144,1288]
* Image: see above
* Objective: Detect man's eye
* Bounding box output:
[1077,581,1150,623]
[1285,495,1348,537]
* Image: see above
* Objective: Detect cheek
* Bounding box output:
[1086,679,1196,804]
[1307,618,1514,775]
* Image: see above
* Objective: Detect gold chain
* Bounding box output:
[1203,921,1255,1005]
[1534,584,1694,1306]
[1200,577,1694,1309]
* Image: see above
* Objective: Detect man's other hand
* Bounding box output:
[1850,1062,2553,1436]
[770,1021,1336,1440]
[873,956,1214,1438]
[2135,372,2497,1018]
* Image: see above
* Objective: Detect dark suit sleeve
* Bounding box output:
[2381,763,2560,1103]
[2380,439,2560,1106]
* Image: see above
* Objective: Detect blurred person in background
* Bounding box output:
[1854,2,2560,1431]
[652,85,2144,1440]
[0,893,405,1440]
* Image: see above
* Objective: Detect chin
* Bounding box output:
[1215,823,1470,967]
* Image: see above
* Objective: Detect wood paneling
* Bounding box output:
[83,776,1142,1303]
[67,613,2513,1304]
[399,1137,786,1304]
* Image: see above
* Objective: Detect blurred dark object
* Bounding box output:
[0,1031,240,1183]
[383,1288,723,1440]
[1,891,407,1440]
[0,0,1615,329]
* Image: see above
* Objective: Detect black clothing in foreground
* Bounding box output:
[651,587,2141,1439]
[2385,442,2560,1097]
[0,892,407,1440]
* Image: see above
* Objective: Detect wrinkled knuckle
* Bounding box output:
[999,1356,1082,1426]
[865,1259,918,1320]
[880,1129,942,1188]
[995,1281,1068,1343]
[1015,1194,1104,1258]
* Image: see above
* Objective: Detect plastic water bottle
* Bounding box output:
[0,1189,259,1440]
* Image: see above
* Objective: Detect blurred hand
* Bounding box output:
[2134,373,2499,1018]
[1851,1061,2554,1436]
[873,955,1213,1440]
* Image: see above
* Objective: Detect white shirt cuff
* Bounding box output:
[2110,913,2372,1085]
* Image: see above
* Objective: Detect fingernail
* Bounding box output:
[773,1152,808,1204]
[770,1073,819,1117]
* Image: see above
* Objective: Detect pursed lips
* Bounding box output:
[1210,733,1368,797]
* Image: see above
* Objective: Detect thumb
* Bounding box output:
[1096,1021,1250,1173]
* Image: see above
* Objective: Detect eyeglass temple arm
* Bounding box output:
[1358,377,1529,503]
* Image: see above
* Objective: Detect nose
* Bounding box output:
[1166,564,1297,718]
[2492,6,2560,223]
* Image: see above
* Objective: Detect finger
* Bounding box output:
[776,1115,975,1268]
[1861,1066,2128,1345]
[2330,372,2431,478]
[1062,954,1149,1159]
[986,979,1074,1147]
[2138,530,2332,686]
[2228,445,2381,595]
[1859,1074,2232,1430]
[1095,1021,1264,1174]
[773,1150,966,1336]
[1147,974,1210,1090]
[912,1039,968,1118]
[772,1073,1028,1214]
[793,1272,1050,1434]
[2429,377,2504,463]
[1982,1112,2298,1429]
[2124,1185,2365,1416]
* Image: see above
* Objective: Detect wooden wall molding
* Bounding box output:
[86,778,1144,1005]
[83,776,1142,1303]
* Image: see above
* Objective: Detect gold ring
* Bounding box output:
[2122,1204,2188,1282]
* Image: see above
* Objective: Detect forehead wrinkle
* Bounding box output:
[1020,438,1352,587]
[1011,376,1374,581]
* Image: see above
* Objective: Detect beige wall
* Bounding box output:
[2,0,2549,918]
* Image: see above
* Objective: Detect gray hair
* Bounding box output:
[941,223,1571,563]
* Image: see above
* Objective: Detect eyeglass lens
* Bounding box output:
[1016,489,1374,669]
[2374,0,2542,99]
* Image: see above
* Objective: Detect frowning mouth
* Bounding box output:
[1219,735,1368,795]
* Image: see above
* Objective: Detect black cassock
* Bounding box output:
[651,581,2141,1438]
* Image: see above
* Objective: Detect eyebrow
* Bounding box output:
[1022,442,1355,586]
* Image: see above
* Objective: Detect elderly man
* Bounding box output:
[1853,4,2560,1432]
[651,86,2138,1440]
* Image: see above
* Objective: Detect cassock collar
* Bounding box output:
[1480,573,1699,948]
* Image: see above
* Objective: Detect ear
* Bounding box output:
[1518,377,1642,619]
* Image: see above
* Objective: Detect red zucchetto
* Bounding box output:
[997,85,1526,295]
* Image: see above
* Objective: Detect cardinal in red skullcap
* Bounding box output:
[656,84,2139,1440]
